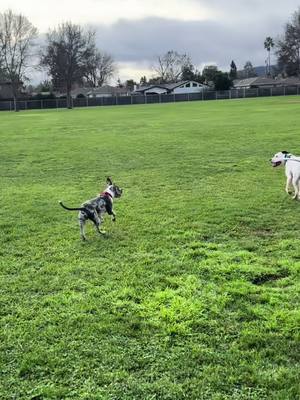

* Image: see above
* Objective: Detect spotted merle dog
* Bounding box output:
[59,177,123,240]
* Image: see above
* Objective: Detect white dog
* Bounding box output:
[271,151,300,199]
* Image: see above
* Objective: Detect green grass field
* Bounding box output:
[1,97,300,399]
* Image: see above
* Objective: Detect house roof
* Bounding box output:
[87,85,128,95]
[69,85,129,97]
[70,87,91,97]
[276,77,300,86]
[234,76,300,88]
[134,84,167,93]
[234,77,276,88]
[134,80,208,93]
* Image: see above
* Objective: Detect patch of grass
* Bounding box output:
[1,97,300,399]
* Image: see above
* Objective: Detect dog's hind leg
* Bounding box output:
[297,181,300,200]
[79,212,87,240]
[292,178,299,199]
[92,213,106,235]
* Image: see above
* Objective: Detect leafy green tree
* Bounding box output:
[148,77,162,85]
[276,9,300,76]
[35,80,53,92]
[243,61,257,78]
[229,60,237,80]
[202,65,218,83]
[140,76,147,85]
[193,70,205,84]
[181,63,195,81]
[116,78,124,88]
[125,79,136,91]
[214,71,232,90]
[264,37,274,76]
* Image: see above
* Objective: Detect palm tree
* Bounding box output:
[264,37,274,76]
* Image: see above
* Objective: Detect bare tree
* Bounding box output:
[153,50,191,83]
[84,50,116,87]
[0,10,37,110]
[40,22,95,108]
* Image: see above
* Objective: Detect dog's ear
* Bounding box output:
[281,151,289,154]
[106,177,113,185]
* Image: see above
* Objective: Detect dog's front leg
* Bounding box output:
[106,201,116,222]
[286,176,292,194]
[111,210,116,222]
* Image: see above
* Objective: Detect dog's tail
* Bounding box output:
[59,201,87,212]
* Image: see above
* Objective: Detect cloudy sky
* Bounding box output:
[2,0,300,83]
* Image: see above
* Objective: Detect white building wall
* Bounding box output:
[173,83,207,94]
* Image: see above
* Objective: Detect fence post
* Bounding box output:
[270,87,272,97]
[284,86,286,96]
[41,100,43,109]
[174,93,176,102]
[159,93,161,103]
[202,90,204,101]
[116,95,118,106]
[243,88,246,98]
[229,90,231,100]
[215,91,217,100]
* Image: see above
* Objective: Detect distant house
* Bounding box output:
[69,87,91,98]
[0,80,25,99]
[87,85,130,98]
[70,85,129,98]
[133,81,209,95]
[234,76,300,89]
[278,77,300,86]
[233,77,278,89]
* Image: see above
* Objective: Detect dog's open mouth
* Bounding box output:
[272,161,281,167]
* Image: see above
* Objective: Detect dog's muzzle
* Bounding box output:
[271,161,282,167]
[115,188,123,198]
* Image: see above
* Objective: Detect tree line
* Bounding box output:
[1,8,300,110]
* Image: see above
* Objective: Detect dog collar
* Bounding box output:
[101,191,113,198]
[283,154,292,165]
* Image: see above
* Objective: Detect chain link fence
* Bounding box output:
[1,85,299,112]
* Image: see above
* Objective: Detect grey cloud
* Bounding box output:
[95,13,289,72]
[195,0,300,22]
